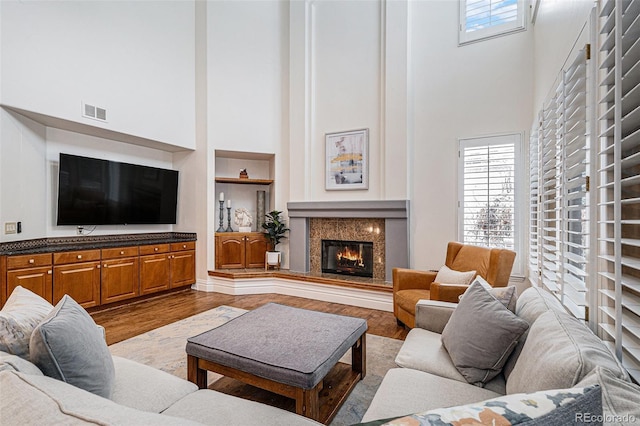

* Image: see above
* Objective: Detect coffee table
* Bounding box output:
[186,303,367,424]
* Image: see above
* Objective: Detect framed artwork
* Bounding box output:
[325,128,369,190]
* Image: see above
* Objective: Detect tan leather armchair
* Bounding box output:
[393,242,516,328]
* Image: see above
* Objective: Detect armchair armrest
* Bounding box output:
[430,282,469,303]
[414,300,457,333]
[393,268,437,292]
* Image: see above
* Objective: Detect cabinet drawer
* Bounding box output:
[171,241,195,252]
[139,244,170,256]
[102,246,139,260]
[54,250,101,265]
[7,253,52,270]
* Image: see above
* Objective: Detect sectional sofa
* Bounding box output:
[362,285,640,424]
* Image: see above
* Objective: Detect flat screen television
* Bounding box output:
[57,153,178,225]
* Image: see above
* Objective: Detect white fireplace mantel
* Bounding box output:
[287,200,410,282]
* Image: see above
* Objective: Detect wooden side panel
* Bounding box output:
[0,256,6,307]
[171,250,195,288]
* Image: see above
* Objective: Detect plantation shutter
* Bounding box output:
[597,0,640,382]
[459,134,521,274]
[529,122,541,285]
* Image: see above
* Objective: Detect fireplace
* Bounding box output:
[321,239,374,278]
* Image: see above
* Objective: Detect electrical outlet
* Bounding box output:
[4,222,17,234]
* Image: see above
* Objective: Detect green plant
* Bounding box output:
[262,210,290,250]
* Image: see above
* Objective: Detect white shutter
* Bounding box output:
[529,121,541,285]
[597,0,640,382]
[459,134,520,270]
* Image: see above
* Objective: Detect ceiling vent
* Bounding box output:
[82,102,108,122]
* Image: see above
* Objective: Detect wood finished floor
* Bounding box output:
[91,289,409,346]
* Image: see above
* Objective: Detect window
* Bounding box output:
[458,133,523,276]
[459,0,526,45]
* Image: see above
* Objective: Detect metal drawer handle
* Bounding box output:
[77,255,82,260]
[183,244,187,249]
[120,251,125,255]
[29,259,35,264]
[154,247,159,252]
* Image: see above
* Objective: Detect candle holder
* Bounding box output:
[225,207,233,232]
[216,201,225,232]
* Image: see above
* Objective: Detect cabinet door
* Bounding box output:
[140,254,171,295]
[245,235,269,268]
[215,235,245,269]
[101,257,139,304]
[53,262,100,308]
[7,267,53,304]
[170,250,195,288]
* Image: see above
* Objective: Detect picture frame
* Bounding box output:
[325,128,369,190]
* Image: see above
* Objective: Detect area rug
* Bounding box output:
[108,305,403,425]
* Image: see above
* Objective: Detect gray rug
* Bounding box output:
[109,305,403,425]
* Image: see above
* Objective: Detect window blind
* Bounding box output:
[459,135,520,267]
[597,0,640,382]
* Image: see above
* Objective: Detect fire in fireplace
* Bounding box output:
[321,239,374,278]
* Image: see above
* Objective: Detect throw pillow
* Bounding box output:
[0,286,54,359]
[376,385,601,426]
[29,295,115,398]
[459,276,517,312]
[578,366,640,423]
[434,265,476,284]
[441,281,529,386]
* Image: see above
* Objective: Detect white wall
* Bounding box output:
[409,0,534,270]
[0,109,47,242]
[532,0,595,112]
[0,0,195,150]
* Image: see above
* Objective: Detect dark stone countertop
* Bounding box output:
[0,232,196,256]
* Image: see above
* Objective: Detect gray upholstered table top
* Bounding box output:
[186,303,368,389]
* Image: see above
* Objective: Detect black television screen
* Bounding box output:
[57,153,178,225]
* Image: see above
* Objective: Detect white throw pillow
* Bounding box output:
[0,286,54,359]
[434,265,476,284]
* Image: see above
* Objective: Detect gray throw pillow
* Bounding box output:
[0,286,54,359]
[441,281,529,386]
[459,276,517,312]
[29,295,115,398]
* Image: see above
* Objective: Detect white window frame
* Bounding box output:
[459,0,527,46]
[457,132,525,277]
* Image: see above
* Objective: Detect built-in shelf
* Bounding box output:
[215,177,274,185]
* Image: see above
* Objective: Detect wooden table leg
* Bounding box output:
[352,333,366,379]
[187,354,207,389]
[295,381,322,421]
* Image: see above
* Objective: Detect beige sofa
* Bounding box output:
[363,286,640,423]
[0,351,320,425]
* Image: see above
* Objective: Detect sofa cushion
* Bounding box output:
[441,282,529,386]
[163,389,321,426]
[507,310,629,395]
[361,368,501,423]
[578,366,640,423]
[0,370,202,425]
[110,356,198,413]
[370,385,601,426]
[30,295,115,398]
[395,327,467,383]
[0,286,53,359]
[0,350,44,375]
[434,265,476,284]
[503,285,568,380]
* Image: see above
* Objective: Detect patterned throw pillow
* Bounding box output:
[0,286,54,359]
[380,385,601,426]
[434,265,476,284]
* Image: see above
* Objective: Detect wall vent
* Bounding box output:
[82,102,108,122]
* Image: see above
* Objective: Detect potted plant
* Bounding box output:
[262,210,290,269]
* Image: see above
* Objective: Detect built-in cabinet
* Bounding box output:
[215,233,269,269]
[1,240,196,308]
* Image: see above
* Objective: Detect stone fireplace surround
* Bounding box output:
[287,200,410,282]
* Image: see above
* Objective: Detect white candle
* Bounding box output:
[227,200,231,208]
[219,192,224,201]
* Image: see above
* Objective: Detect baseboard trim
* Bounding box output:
[203,276,393,312]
